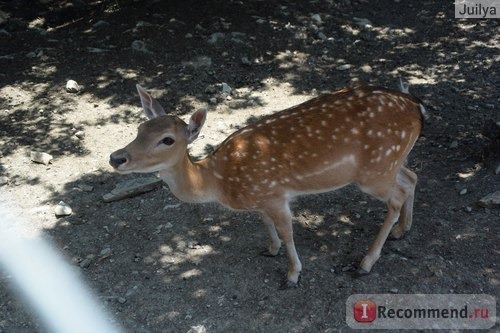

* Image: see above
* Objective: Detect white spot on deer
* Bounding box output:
[345,117,351,122]
[369,112,375,118]
[385,149,392,156]
[321,120,327,127]
[395,145,401,151]
[265,118,275,124]
[351,128,359,135]
[363,144,370,149]
[327,114,333,118]
[377,105,383,112]
[315,129,322,134]
[401,130,406,139]
[388,101,394,107]
[376,131,383,137]
[331,134,337,140]
[367,129,373,136]
[343,138,349,143]
[213,171,224,179]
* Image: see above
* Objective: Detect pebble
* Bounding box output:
[100,247,112,256]
[311,14,322,24]
[131,40,151,54]
[478,191,500,208]
[163,203,181,209]
[449,140,458,149]
[30,151,53,165]
[92,20,110,29]
[317,31,327,40]
[187,325,207,333]
[0,176,8,185]
[0,29,11,37]
[78,184,94,192]
[221,82,232,94]
[79,255,94,269]
[337,64,352,71]
[459,188,467,195]
[353,17,373,28]
[117,297,127,304]
[241,56,252,66]
[207,32,224,44]
[390,288,399,294]
[209,97,217,104]
[66,80,80,93]
[361,64,372,73]
[55,201,72,217]
[74,130,85,139]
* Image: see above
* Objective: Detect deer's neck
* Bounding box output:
[159,153,217,204]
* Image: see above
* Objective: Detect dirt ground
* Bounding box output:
[0,0,499,332]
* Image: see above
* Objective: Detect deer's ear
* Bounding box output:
[136,84,166,119]
[186,108,207,143]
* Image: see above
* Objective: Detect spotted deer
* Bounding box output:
[110,82,427,288]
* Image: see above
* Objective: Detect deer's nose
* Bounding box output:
[109,150,130,169]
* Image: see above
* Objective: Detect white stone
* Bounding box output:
[30,151,53,165]
[65,80,80,93]
[55,201,72,217]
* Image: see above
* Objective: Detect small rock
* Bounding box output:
[478,191,500,208]
[0,29,11,37]
[117,297,127,304]
[78,184,94,192]
[209,97,217,104]
[221,82,232,94]
[353,17,373,28]
[99,247,111,257]
[87,47,109,53]
[207,32,224,44]
[459,188,467,195]
[79,257,93,269]
[0,176,8,186]
[30,151,53,165]
[163,203,181,210]
[317,31,327,40]
[183,55,211,69]
[55,201,72,217]
[241,56,252,66]
[185,33,193,38]
[92,20,110,29]
[465,206,472,213]
[205,85,217,94]
[336,64,352,71]
[361,64,372,73]
[389,288,399,294]
[187,325,207,333]
[449,140,459,149]
[66,80,80,93]
[311,14,322,24]
[74,130,85,139]
[131,40,152,54]
[136,21,152,28]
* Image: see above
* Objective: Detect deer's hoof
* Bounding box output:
[353,268,370,278]
[259,249,278,257]
[279,279,299,290]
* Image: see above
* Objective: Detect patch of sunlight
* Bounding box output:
[338,214,354,225]
[114,68,140,80]
[192,289,207,298]
[180,268,203,279]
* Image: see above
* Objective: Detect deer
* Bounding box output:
[109,81,427,289]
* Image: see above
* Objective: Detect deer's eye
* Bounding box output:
[160,137,175,146]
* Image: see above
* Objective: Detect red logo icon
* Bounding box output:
[353,299,377,322]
